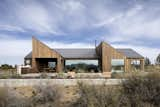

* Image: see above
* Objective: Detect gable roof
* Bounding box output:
[55,48,98,59]
[116,49,143,58]
[25,48,99,59]
[25,52,32,59]
[25,48,143,59]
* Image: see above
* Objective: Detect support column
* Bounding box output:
[98,59,102,72]
[124,58,127,72]
[125,59,131,72]
[140,59,144,71]
[128,59,131,72]
[32,58,38,72]
[56,58,63,72]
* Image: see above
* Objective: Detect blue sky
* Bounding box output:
[0,0,160,65]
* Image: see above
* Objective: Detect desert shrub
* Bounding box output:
[72,82,120,107]
[0,87,8,107]
[32,84,61,106]
[111,71,158,79]
[119,75,160,107]
[0,72,21,79]
[146,71,160,79]
[0,85,61,107]
[56,71,66,78]
[39,72,50,79]
[73,74,160,107]
[0,87,32,107]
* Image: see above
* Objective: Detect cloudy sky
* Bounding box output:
[0,0,160,65]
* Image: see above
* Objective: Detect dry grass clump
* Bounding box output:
[111,71,160,79]
[120,75,160,107]
[73,74,160,107]
[0,85,61,107]
[72,82,120,107]
[0,87,32,107]
[0,71,22,79]
[32,84,61,106]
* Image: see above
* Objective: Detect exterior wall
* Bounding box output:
[0,79,123,87]
[97,42,144,73]
[125,58,144,72]
[124,58,131,72]
[96,42,125,74]
[32,37,64,72]
[101,42,125,73]
[96,43,102,71]
[140,59,144,71]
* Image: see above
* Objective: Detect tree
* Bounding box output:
[156,54,160,65]
[0,64,13,69]
[144,57,151,66]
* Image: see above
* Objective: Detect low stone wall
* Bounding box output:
[21,73,104,78]
[0,79,124,87]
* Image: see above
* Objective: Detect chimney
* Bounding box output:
[95,40,97,48]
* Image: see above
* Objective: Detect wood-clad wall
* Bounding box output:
[101,42,125,72]
[31,37,144,73]
[96,42,125,73]
[124,59,131,72]
[125,58,144,72]
[96,43,102,71]
[96,42,144,73]
[32,37,63,72]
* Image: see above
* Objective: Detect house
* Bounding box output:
[24,37,144,77]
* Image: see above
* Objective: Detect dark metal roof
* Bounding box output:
[24,49,99,59]
[55,48,98,59]
[24,52,32,59]
[25,48,143,59]
[116,49,144,58]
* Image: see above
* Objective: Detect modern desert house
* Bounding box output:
[24,37,144,77]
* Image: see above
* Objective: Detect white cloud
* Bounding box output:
[48,41,94,49]
[1,0,160,40]
[0,24,25,32]
[59,0,85,14]
[2,0,160,40]
[99,4,160,42]
[16,3,64,35]
[54,0,89,31]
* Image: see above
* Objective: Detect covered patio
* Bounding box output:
[35,58,57,72]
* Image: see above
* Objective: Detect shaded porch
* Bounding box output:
[125,58,144,72]
[35,58,57,72]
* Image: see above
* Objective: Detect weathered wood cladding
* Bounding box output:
[96,42,144,73]
[125,58,144,72]
[96,42,125,73]
[101,42,125,72]
[32,37,64,72]
[30,37,144,74]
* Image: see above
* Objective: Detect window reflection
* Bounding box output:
[65,60,99,73]
[111,59,124,72]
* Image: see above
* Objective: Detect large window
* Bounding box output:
[48,62,56,68]
[111,59,124,72]
[131,60,140,70]
[25,59,31,65]
[65,60,99,73]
